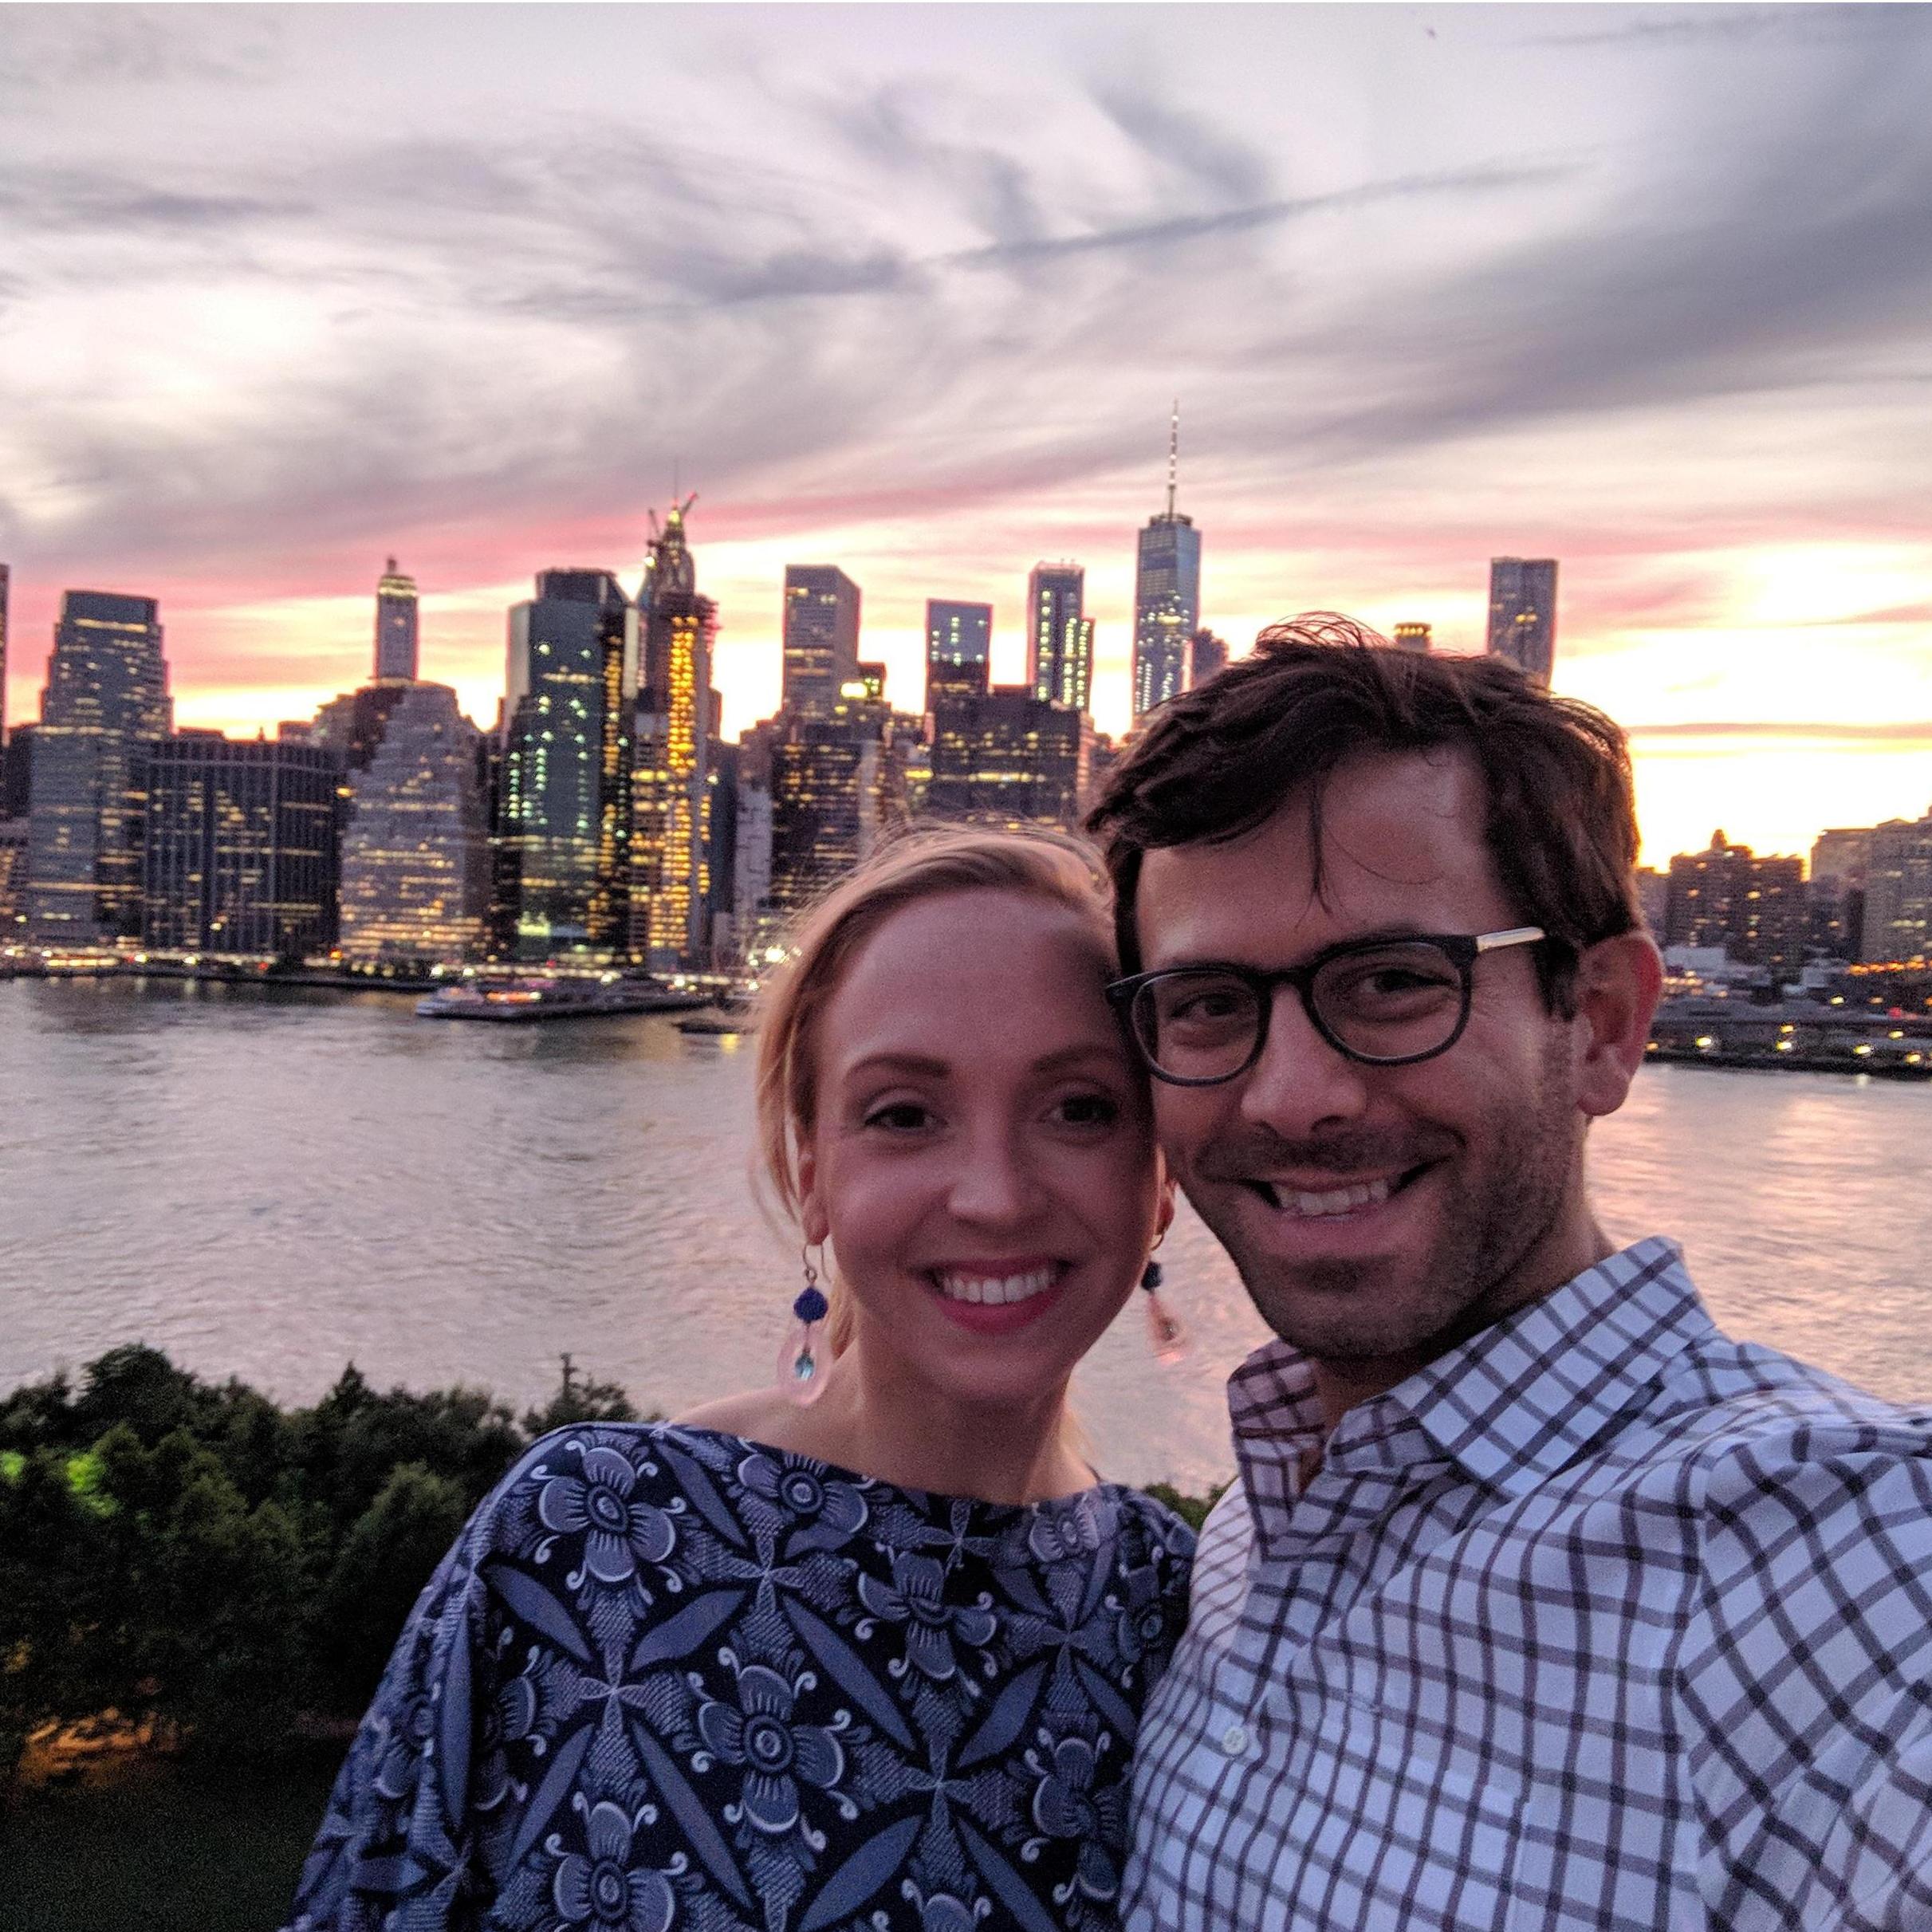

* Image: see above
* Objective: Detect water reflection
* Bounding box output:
[2,981,1926,1490]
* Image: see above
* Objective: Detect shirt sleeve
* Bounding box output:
[281,1495,504,1931]
[1677,1430,1932,1930]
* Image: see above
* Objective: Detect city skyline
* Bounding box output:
[2,6,1930,865]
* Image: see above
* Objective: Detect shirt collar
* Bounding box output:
[1227,1237,1715,1520]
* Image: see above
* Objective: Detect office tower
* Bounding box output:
[1486,559,1558,684]
[765,688,909,923]
[1663,830,1808,977]
[632,500,718,965]
[781,565,861,717]
[374,557,420,682]
[926,600,993,700]
[1393,622,1432,653]
[1810,827,1872,960]
[1027,564,1089,712]
[1190,628,1229,687]
[0,563,10,805]
[27,591,173,944]
[140,734,339,956]
[927,688,1092,832]
[498,568,636,958]
[0,816,28,940]
[336,683,489,962]
[1859,810,1932,963]
[2,721,30,821]
[1132,408,1202,719]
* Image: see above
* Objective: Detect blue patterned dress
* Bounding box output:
[286,1423,1195,1932]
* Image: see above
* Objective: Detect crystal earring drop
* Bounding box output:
[777,1247,831,1403]
[1141,1259,1186,1363]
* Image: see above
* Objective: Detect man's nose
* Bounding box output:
[1237,986,1373,1138]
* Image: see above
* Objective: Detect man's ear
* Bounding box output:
[797,1143,831,1248]
[1572,931,1664,1120]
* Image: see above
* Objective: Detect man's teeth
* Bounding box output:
[934,1267,1058,1305]
[1264,1175,1395,1218]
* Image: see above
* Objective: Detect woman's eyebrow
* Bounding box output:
[841,1051,951,1082]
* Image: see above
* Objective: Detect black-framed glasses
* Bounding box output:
[1107,927,1547,1084]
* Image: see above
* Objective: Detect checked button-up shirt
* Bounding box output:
[1123,1238,1932,1931]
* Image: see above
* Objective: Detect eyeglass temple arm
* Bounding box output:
[1475,926,1546,952]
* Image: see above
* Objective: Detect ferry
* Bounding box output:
[415,979,707,1023]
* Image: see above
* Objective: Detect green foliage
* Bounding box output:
[0,1348,651,1789]
[1141,1479,1229,1533]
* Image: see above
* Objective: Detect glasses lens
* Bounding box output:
[1312,942,1466,1061]
[1135,972,1264,1081]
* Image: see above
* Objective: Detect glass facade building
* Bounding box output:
[1132,515,1201,720]
[375,557,420,682]
[27,590,174,944]
[141,734,339,956]
[927,688,1092,832]
[633,504,718,965]
[1486,558,1558,685]
[336,682,488,962]
[781,565,861,717]
[499,569,637,959]
[1190,628,1229,687]
[766,694,908,923]
[925,599,993,699]
[1026,565,1089,713]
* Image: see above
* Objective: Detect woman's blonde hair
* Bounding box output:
[752,824,1121,1356]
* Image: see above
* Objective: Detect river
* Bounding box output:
[2,977,1927,1490]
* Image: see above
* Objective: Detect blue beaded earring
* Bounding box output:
[1142,1257,1186,1363]
[777,1245,831,1403]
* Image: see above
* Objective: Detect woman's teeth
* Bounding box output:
[1264,1175,1395,1218]
[934,1266,1058,1305]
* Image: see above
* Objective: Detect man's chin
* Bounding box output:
[1241,1255,1447,1364]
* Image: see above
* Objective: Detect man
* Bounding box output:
[1090,615,1932,1930]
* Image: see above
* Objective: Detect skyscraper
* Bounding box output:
[1393,622,1432,653]
[27,591,173,944]
[1027,565,1089,712]
[632,500,718,965]
[1132,411,1202,720]
[925,600,993,699]
[765,688,908,924]
[498,569,636,958]
[336,683,489,962]
[927,688,1092,832]
[141,734,339,957]
[781,566,861,717]
[0,563,11,805]
[375,557,420,682]
[1189,628,1229,687]
[1486,559,1558,684]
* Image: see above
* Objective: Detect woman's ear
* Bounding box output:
[797,1144,831,1248]
[1155,1160,1177,1241]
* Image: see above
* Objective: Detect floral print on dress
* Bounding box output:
[284,1422,1194,1932]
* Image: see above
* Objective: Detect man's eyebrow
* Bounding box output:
[1146,923,1442,970]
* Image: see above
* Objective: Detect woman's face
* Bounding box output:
[798,887,1167,1415]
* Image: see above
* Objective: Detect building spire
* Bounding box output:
[1166,399,1179,518]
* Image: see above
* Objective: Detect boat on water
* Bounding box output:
[675,1007,757,1037]
[415,979,709,1023]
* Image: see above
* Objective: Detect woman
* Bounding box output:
[286,828,1195,1932]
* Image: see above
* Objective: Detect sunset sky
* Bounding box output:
[2,2,1929,865]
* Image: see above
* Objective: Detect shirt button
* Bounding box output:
[1220,1723,1249,1757]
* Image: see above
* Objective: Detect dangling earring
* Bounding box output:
[1141,1257,1186,1363]
[777,1245,832,1403]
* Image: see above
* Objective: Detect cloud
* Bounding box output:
[1092,85,1275,203]
[1527,4,1892,49]
[0,8,281,101]
[1627,721,1932,742]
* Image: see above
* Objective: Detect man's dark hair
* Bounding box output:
[1086,612,1643,1012]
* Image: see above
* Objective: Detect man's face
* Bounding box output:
[1135,747,1594,1373]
